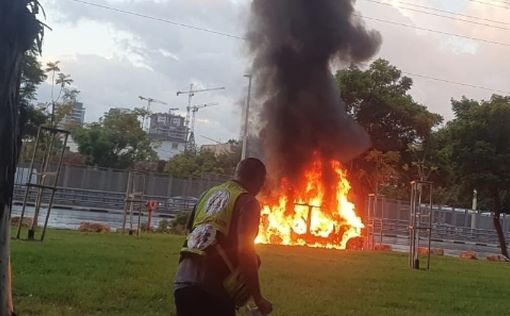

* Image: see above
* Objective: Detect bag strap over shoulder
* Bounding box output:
[215,243,235,272]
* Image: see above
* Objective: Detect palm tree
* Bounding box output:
[0,0,43,314]
[42,63,73,127]
[45,60,60,101]
[56,73,73,88]
[52,73,73,125]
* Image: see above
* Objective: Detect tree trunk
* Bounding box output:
[493,189,509,258]
[0,208,12,316]
[1,1,41,315]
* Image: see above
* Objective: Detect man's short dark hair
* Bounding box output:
[235,158,266,181]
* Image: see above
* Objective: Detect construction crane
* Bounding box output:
[188,103,218,136]
[185,103,219,150]
[201,135,222,144]
[176,84,225,144]
[139,96,167,131]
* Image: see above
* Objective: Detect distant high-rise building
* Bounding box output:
[60,101,85,129]
[148,112,188,160]
[56,101,85,153]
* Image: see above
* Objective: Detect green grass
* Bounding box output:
[11,230,510,316]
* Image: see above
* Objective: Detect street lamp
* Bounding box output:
[241,74,252,160]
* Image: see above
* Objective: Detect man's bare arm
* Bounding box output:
[237,195,272,314]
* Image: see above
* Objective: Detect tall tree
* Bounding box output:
[19,49,47,139]
[166,143,241,179]
[407,128,462,205]
[42,61,77,127]
[0,0,43,314]
[45,60,60,101]
[20,49,46,103]
[54,87,79,128]
[166,150,225,178]
[50,72,72,126]
[72,109,156,169]
[447,95,510,258]
[336,59,442,204]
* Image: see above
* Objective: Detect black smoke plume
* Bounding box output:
[247,0,381,186]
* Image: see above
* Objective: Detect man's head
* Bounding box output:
[235,158,266,195]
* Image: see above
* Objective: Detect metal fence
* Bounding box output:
[13,163,229,215]
[367,197,510,245]
[13,163,510,246]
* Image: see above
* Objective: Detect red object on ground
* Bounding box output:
[145,200,158,231]
[459,250,478,260]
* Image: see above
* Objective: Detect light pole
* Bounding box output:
[471,189,478,229]
[241,74,252,160]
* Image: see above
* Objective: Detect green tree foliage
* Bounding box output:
[445,95,510,257]
[19,58,77,144]
[18,62,77,162]
[166,150,225,178]
[41,61,78,128]
[20,105,46,140]
[337,59,442,152]
[72,109,156,169]
[406,128,460,205]
[45,60,60,101]
[336,59,443,199]
[1,0,45,312]
[19,49,47,139]
[54,87,79,129]
[19,59,77,135]
[166,143,241,178]
[20,49,46,103]
[356,149,401,195]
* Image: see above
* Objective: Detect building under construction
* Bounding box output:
[148,112,187,160]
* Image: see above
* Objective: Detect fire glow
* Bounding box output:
[256,153,364,249]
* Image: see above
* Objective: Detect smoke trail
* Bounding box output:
[247,0,381,185]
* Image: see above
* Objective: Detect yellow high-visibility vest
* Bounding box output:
[181,180,247,256]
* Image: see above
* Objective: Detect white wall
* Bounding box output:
[66,135,80,153]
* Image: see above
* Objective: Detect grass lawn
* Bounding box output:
[11,230,510,315]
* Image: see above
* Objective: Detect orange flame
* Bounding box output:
[256,153,364,249]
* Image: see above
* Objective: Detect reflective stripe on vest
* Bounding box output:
[181,180,247,255]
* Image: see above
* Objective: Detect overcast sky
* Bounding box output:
[35,0,510,144]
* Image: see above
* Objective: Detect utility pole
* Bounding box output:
[241,74,253,160]
[138,96,168,132]
[176,84,225,151]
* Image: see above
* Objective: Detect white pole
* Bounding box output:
[241,74,252,160]
[471,189,478,229]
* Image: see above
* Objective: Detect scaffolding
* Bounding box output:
[365,194,385,250]
[122,171,146,235]
[409,180,433,270]
[15,126,70,241]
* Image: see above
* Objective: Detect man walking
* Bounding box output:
[174,158,273,316]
